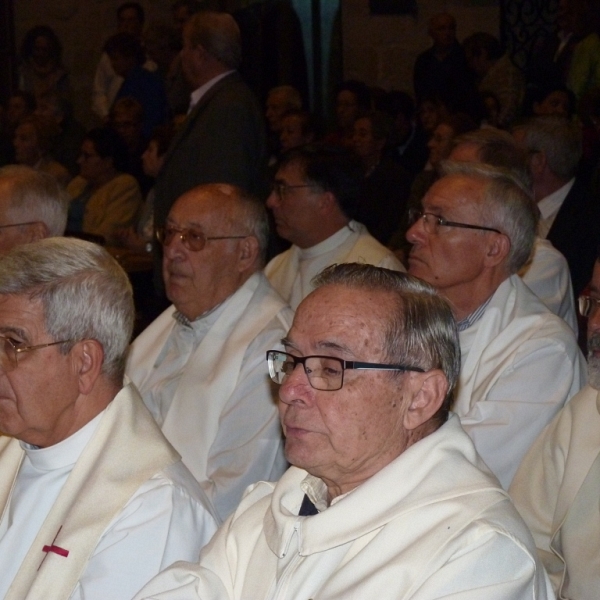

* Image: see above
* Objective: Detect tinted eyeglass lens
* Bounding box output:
[156,227,207,251]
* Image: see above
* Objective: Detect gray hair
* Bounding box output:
[452,127,532,191]
[512,116,582,180]
[0,238,134,383]
[187,11,241,70]
[439,160,538,273]
[0,165,69,236]
[313,263,460,428]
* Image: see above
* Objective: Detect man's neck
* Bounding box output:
[444,271,509,322]
[190,63,230,91]
[294,217,350,250]
[534,173,572,203]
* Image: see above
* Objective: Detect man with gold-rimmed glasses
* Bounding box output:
[127,183,292,522]
[0,237,217,600]
[134,263,552,600]
[406,160,584,490]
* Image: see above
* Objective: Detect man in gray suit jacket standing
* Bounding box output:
[154,11,267,243]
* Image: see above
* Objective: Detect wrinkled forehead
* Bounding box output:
[423,174,487,213]
[290,284,391,355]
[169,186,238,227]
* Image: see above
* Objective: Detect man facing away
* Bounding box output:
[0,238,217,600]
[0,165,69,254]
[512,115,600,296]
[511,253,600,599]
[126,183,291,522]
[134,263,553,600]
[407,160,585,488]
[265,146,403,310]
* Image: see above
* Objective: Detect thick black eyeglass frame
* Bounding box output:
[409,208,503,234]
[266,350,425,391]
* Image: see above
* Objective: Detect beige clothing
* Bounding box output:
[265,220,404,310]
[0,384,213,600]
[511,384,600,599]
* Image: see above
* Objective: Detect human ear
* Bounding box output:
[483,231,510,268]
[26,221,49,243]
[403,369,448,430]
[237,235,260,271]
[74,339,104,395]
[318,190,338,214]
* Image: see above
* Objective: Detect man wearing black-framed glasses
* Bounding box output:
[135,263,552,600]
[407,160,584,490]
[127,182,292,522]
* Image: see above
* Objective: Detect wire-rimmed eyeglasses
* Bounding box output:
[0,335,75,372]
[579,295,600,318]
[0,221,41,231]
[155,226,247,252]
[408,208,503,235]
[266,350,425,392]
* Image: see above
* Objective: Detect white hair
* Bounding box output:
[0,165,69,236]
[0,237,134,382]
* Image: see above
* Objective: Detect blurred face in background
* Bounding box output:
[280,114,311,152]
[142,140,165,178]
[427,123,455,168]
[336,90,360,131]
[352,117,385,164]
[533,91,571,119]
[14,123,40,166]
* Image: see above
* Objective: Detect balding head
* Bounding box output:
[160,183,267,320]
[0,165,69,255]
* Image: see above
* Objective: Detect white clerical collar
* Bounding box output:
[298,221,357,260]
[537,178,574,220]
[21,410,105,471]
[188,70,235,113]
[300,473,355,512]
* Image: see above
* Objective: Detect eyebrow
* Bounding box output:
[0,326,29,340]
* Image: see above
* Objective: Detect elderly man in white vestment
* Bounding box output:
[407,161,585,489]
[0,237,217,600]
[264,146,403,310]
[126,183,292,522]
[0,165,70,254]
[448,128,577,332]
[510,256,600,599]
[133,263,553,600]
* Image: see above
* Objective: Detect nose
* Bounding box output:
[162,230,187,260]
[266,188,280,209]
[278,362,313,405]
[406,215,426,245]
